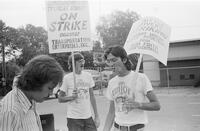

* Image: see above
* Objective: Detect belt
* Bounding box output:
[114,122,145,130]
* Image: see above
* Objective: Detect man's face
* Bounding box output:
[31,81,55,103]
[75,59,85,72]
[106,53,125,74]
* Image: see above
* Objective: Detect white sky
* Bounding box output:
[0,0,200,42]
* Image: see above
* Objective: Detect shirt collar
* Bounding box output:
[14,88,32,113]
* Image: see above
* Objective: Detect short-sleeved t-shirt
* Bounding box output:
[106,71,153,126]
[60,71,95,119]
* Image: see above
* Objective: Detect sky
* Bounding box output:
[0,0,200,42]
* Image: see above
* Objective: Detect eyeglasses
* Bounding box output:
[106,57,119,64]
[77,59,85,64]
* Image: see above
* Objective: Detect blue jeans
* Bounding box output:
[67,117,97,131]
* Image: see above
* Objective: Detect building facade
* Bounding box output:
[143,40,200,87]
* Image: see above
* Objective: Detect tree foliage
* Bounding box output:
[0,61,21,95]
[96,10,140,49]
[0,20,98,74]
[0,20,19,59]
[50,52,70,72]
[16,24,49,66]
[0,20,98,95]
[82,51,94,68]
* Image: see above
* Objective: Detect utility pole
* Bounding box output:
[1,40,6,96]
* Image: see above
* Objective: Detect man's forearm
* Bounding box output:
[103,111,114,131]
[90,94,99,117]
[58,96,75,103]
[103,101,115,131]
[89,88,99,117]
[138,101,161,111]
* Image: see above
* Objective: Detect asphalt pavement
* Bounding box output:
[36,87,200,131]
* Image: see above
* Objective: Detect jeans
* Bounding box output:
[67,117,97,131]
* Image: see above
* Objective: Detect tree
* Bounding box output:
[96,10,140,49]
[0,20,21,96]
[50,52,71,72]
[0,61,21,95]
[82,51,94,68]
[0,20,20,60]
[16,24,48,66]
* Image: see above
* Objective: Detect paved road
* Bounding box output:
[37,87,200,131]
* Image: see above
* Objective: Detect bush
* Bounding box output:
[0,62,21,96]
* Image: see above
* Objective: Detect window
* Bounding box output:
[180,74,185,80]
[168,75,171,80]
[189,74,195,79]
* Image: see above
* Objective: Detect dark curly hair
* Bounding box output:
[17,55,64,91]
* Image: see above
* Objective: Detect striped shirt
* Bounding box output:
[0,88,43,131]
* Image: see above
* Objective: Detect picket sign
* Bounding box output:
[124,17,171,74]
[135,54,143,73]
[46,1,92,91]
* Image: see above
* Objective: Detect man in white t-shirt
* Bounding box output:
[103,46,161,131]
[58,53,100,131]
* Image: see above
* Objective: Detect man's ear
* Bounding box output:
[122,58,127,63]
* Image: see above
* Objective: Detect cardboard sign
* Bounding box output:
[124,17,171,65]
[46,1,92,53]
